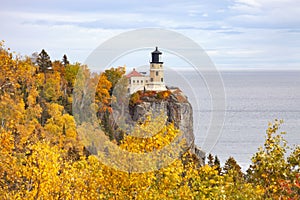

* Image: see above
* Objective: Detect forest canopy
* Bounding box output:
[0,41,299,199]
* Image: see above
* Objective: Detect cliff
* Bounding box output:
[129,87,205,165]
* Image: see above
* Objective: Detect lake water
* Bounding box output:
[165,70,300,171]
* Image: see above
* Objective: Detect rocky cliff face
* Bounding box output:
[130,87,205,165]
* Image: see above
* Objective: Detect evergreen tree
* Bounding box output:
[223,156,242,175]
[223,156,244,183]
[207,153,214,167]
[214,155,221,174]
[62,54,69,67]
[37,49,52,74]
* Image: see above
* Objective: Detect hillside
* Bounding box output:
[0,42,299,199]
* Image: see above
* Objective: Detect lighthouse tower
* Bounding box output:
[145,47,167,91]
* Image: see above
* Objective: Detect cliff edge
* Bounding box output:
[129,87,205,165]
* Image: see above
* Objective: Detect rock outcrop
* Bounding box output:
[129,87,205,165]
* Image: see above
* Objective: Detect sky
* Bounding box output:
[1,0,300,70]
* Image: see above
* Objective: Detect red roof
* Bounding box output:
[126,68,144,78]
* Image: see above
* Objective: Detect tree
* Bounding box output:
[62,54,69,67]
[44,102,77,150]
[223,157,243,177]
[223,156,244,188]
[285,146,300,198]
[103,66,126,95]
[65,63,80,89]
[207,153,214,167]
[0,41,18,95]
[37,49,52,75]
[214,155,221,174]
[2,42,300,199]
[95,73,112,114]
[247,120,298,199]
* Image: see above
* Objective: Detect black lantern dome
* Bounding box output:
[150,47,163,64]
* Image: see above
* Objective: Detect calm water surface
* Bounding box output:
[165,70,300,171]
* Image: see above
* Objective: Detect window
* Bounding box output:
[129,80,131,84]
[161,78,163,82]
[133,80,135,83]
[156,71,159,76]
[146,80,148,83]
[137,80,139,83]
[150,78,153,82]
[141,80,143,83]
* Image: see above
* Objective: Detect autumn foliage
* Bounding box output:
[129,90,172,106]
[0,41,299,199]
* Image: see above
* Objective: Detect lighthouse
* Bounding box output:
[126,47,167,94]
[145,47,167,91]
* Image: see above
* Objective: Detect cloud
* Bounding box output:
[2,9,225,31]
[0,0,299,70]
[228,0,300,29]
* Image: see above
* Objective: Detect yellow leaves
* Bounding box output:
[65,63,80,87]
[44,103,77,149]
[63,114,76,138]
[95,73,112,113]
[247,120,300,199]
[255,185,265,195]
[0,129,14,153]
[0,93,26,131]
[27,88,38,106]
[120,113,179,154]
[1,44,299,199]
[47,102,64,118]
[201,164,216,175]
[36,73,45,86]
[17,142,64,199]
[1,141,68,199]
[43,72,63,101]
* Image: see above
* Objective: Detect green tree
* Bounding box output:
[65,63,80,88]
[103,66,126,95]
[207,153,214,167]
[214,155,221,174]
[62,54,69,67]
[37,49,52,75]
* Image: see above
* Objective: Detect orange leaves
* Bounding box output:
[157,90,171,100]
[1,43,300,199]
[129,90,172,106]
[95,73,112,113]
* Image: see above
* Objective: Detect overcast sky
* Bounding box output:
[1,0,300,70]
